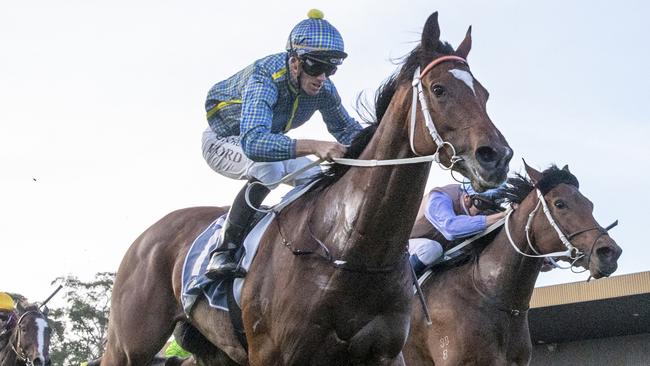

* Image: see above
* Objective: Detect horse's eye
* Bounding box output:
[432,85,446,97]
[554,200,567,209]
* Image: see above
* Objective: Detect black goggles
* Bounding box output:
[300,57,338,77]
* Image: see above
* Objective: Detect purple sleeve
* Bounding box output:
[424,191,487,241]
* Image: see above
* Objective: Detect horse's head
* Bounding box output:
[11,303,51,366]
[523,162,622,278]
[409,12,512,191]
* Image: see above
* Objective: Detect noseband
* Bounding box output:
[409,55,467,170]
[505,188,616,271]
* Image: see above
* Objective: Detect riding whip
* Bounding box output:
[39,284,63,309]
[410,263,432,326]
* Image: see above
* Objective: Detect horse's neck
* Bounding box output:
[0,335,16,365]
[475,198,544,309]
[318,89,430,265]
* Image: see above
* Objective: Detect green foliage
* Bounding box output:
[49,272,115,366]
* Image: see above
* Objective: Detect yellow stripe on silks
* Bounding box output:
[272,68,287,80]
[284,95,300,132]
[206,99,242,119]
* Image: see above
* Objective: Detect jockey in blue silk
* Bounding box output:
[408,183,507,276]
[202,9,363,279]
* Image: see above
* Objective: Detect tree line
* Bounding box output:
[47,272,114,365]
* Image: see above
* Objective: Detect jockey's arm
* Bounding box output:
[485,211,507,226]
[425,191,487,241]
[295,139,347,162]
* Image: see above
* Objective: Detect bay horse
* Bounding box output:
[101,11,512,366]
[0,303,51,366]
[402,163,622,365]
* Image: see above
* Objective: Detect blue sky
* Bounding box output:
[1,0,648,303]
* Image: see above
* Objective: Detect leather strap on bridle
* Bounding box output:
[10,310,40,366]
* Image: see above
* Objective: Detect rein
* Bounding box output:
[335,55,468,170]
[246,55,471,202]
[245,56,472,272]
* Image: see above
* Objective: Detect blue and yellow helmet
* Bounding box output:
[286,9,347,65]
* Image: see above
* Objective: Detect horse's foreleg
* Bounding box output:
[189,300,248,365]
[102,313,176,366]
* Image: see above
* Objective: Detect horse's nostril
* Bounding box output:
[33,360,43,366]
[475,146,499,166]
[596,246,614,260]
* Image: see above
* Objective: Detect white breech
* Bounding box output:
[202,128,321,188]
[408,238,444,265]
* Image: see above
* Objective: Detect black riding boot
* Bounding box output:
[205,180,270,280]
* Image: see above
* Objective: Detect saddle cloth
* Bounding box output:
[413,217,506,294]
[181,180,318,314]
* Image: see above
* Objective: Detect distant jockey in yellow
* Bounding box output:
[0,292,16,333]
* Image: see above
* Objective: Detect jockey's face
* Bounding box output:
[290,57,327,96]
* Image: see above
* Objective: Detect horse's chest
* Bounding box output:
[430,319,530,366]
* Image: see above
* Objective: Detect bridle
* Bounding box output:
[408,55,467,171]
[505,187,616,272]
[469,185,615,315]
[9,310,46,366]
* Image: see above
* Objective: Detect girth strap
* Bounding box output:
[226,280,247,351]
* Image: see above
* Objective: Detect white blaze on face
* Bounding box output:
[35,318,48,358]
[449,69,476,96]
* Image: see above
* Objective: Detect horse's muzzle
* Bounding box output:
[590,236,622,278]
[467,145,513,190]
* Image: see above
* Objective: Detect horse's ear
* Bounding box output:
[455,26,472,59]
[523,159,543,185]
[422,12,441,55]
[15,301,25,314]
[41,305,49,317]
[562,164,571,173]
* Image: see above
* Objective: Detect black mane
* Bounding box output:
[309,41,455,192]
[495,165,580,204]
